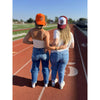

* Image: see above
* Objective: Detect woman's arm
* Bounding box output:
[69,32,74,48]
[51,38,67,49]
[45,32,67,50]
[23,29,33,44]
[70,42,74,48]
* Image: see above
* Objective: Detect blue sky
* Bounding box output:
[13,0,87,21]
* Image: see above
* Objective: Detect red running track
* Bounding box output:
[13,24,87,100]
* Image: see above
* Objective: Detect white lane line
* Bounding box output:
[13,59,31,75]
[38,71,51,100]
[13,33,26,38]
[13,45,33,56]
[13,37,23,42]
[81,43,87,47]
[75,33,88,83]
[68,62,76,65]
[38,87,45,100]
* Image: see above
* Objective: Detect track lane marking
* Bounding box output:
[68,66,78,76]
[75,33,88,83]
[13,59,31,75]
[68,62,76,65]
[38,71,51,100]
[13,45,33,56]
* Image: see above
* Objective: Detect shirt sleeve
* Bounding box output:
[53,30,60,39]
[70,32,74,43]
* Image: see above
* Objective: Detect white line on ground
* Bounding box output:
[75,33,88,83]
[13,59,31,75]
[38,71,51,100]
[13,45,33,56]
[75,25,87,36]
[68,62,76,65]
[81,43,87,47]
[38,87,45,100]
[13,33,27,38]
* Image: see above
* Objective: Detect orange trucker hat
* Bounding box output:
[36,13,46,26]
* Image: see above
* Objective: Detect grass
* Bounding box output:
[13,35,26,40]
[13,25,57,40]
[13,23,35,30]
[13,30,29,35]
[44,26,57,30]
[13,23,57,30]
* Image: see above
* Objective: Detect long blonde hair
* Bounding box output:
[59,24,71,45]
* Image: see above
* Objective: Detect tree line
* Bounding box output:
[13,16,87,24]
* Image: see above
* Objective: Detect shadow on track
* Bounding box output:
[13,75,45,88]
[13,75,60,89]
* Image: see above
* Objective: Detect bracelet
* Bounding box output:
[55,47,58,50]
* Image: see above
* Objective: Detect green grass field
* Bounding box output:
[13,23,57,40]
[13,23,57,30]
[13,23,35,30]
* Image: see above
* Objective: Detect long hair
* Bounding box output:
[59,24,71,45]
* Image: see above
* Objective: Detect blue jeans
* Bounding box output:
[50,50,69,84]
[31,47,49,84]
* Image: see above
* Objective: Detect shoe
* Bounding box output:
[52,78,58,87]
[59,81,65,89]
[44,84,48,87]
[32,83,36,88]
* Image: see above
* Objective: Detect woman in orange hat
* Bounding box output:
[23,13,67,88]
[50,16,74,89]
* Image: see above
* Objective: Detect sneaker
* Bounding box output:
[52,78,58,87]
[59,81,65,89]
[44,84,48,87]
[32,83,36,88]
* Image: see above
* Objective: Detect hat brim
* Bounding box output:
[36,21,46,26]
[58,24,66,29]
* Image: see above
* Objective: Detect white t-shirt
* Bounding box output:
[51,29,74,52]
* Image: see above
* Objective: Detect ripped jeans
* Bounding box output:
[31,47,49,84]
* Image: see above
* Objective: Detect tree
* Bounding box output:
[68,18,75,24]
[79,18,87,21]
[20,19,24,22]
[45,15,48,22]
[76,18,87,27]
[26,18,34,23]
[13,19,19,22]
[55,17,58,23]
[47,19,54,24]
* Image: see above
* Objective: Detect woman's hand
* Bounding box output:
[57,44,67,50]
[44,49,48,53]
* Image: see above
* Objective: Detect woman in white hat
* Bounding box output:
[50,16,74,89]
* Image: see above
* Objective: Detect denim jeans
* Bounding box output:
[50,50,69,84]
[31,47,49,84]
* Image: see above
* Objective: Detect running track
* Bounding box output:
[13,24,87,100]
